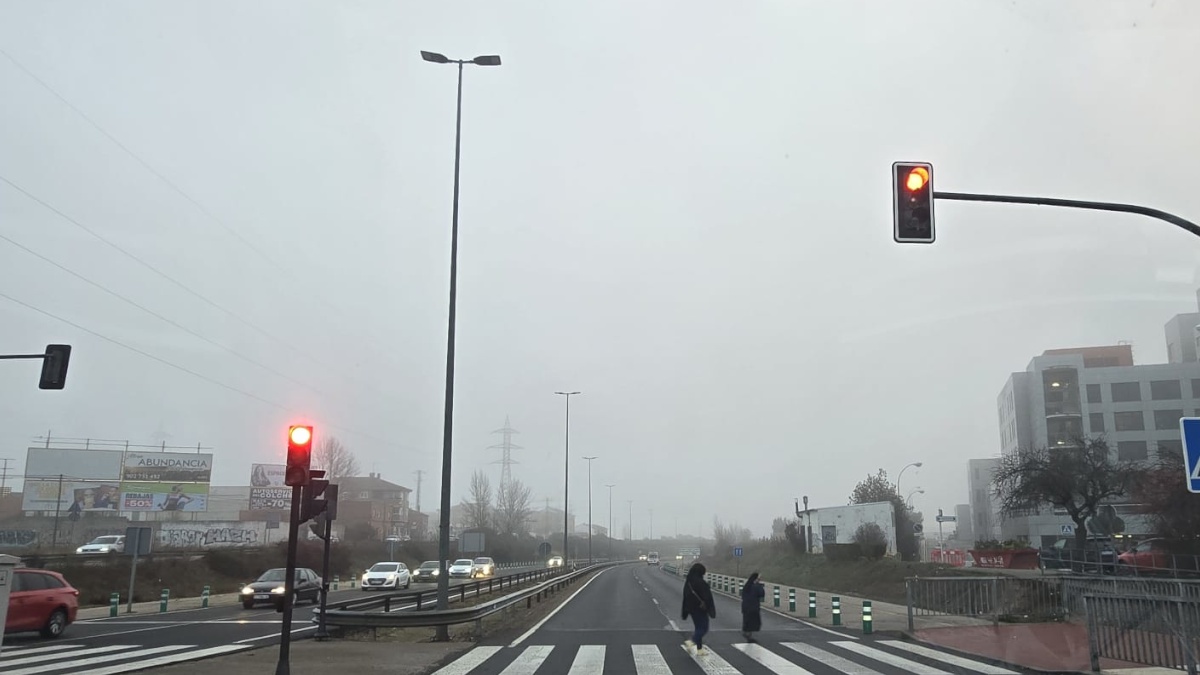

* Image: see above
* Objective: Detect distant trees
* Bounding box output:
[992,437,1137,550]
[462,470,493,530]
[314,436,361,480]
[494,479,533,536]
[713,517,752,552]
[849,469,919,560]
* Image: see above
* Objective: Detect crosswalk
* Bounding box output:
[0,642,251,674]
[433,639,1018,675]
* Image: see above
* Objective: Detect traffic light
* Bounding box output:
[301,474,334,524]
[893,161,935,243]
[39,344,71,390]
[306,484,339,539]
[285,425,314,486]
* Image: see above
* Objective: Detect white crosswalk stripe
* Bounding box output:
[0,644,87,658]
[434,639,1014,674]
[0,643,252,675]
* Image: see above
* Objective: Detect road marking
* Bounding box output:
[877,640,1017,675]
[3,645,191,675]
[0,645,136,668]
[567,645,605,674]
[431,645,503,675]
[734,642,816,674]
[631,645,672,675]
[232,625,318,643]
[499,645,554,674]
[507,567,613,648]
[667,619,681,631]
[685,644,740,674]
[651,598,659,604]
[70,645,248,675]
[834,641,952,675]
[0,644,85,658]
[782,643,881,675]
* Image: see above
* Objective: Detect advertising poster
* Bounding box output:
[122,452,213,483]
[249,487,291,511]
[20,479,121,512]
[119,483,209,512]
[250,463,286,488]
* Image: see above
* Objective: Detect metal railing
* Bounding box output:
[1063,577,1200,617]
[904,576,1065,630]
[317,561,625,633]
[323,565,564,614]
[1085,593,1200,674]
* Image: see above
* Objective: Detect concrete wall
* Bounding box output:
[808,501,897,555]
[157,521,266,549]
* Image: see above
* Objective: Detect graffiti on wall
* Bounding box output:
[0,529,37,547]
[158,522,263,549]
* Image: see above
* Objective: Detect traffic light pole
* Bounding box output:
[274,485,303,675]
[933,192,1200,238]
[315,515,332,640]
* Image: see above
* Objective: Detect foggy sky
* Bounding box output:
[1,1,1198,539]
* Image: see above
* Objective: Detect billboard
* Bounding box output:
[122,452,213,483]
[21,479,121,512]
[25,447,124,480]
[119,482,209,512]
[250,463,286,488]
[250,488,290,511]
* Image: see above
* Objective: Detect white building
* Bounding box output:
[802,501,898,556]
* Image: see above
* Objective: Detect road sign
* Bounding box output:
[733,547,743,557]
[1181,418,1200,493]
[935,515,956,523]
[1061,524,1075,535]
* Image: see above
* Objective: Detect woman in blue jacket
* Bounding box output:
[741,572,766,641]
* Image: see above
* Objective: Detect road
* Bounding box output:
[0,568,540,675]
[430,563,1028,675]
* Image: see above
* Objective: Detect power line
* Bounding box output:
[0,289,417,453]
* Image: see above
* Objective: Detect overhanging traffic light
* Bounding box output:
[893,161,935,244]
[306,484,339,538]
[285,425,314,486]
[39,344,72,390]
[300,473,332,523]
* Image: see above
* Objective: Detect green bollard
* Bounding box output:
[773,585,780,608]
[788,588,796,612]
[832,596,841,626]
[109,592,119,617]
[863,600,873,634]
[809,591,817,618]
[333,575,340,591]
[201,585,210,608]
[159,589,170,613]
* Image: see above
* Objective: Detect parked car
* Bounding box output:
[413,560,442,583]
[361,562,411,590]
[1117,538,1200,576]
[240,568,322,609]
[4,568,79,638]
[448,558,476,579]
[75,535,124,555]
[472,557,496,577]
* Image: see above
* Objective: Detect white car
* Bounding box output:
[360,562,411,590]
[547,555,564,568]
[76,535,125,555]
[448,558,476,579]
[472,557,496,577]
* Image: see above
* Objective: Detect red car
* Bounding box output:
[5,568,79,638]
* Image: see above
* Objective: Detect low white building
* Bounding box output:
[802,501,898,555]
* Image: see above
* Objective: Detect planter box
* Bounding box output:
[968,548,1040,569]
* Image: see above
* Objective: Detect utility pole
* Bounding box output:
[555,391,580,561]
[649,508,653,541]
[413,470,424,512]
[627,500,633,541]
[489,416,522,488]
[582,456,596,564]
[605,484,615,560]
[0,458,13,494]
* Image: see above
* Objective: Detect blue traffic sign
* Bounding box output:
[1180,418,1200,493]
[733,547,743,557]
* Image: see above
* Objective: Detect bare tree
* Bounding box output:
[314,436,360,480]
[712,517,752,549]
[494,479,533,535]
[461,470,492,530]
[993,437,1140,550]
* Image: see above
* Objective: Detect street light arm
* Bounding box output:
[934,191,1200,239]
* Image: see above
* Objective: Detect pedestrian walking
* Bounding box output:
[681,562,716,655]
[740,572,765,641]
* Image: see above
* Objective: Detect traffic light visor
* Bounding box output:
[289,426,312,446]
[905,167,930,192]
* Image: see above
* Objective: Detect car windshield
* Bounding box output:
[91,536,121,544]
[419,561,438,569]
[453,559,472,566]
[257,569,287,582]
[369,563,400,573]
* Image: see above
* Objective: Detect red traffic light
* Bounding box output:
[285,425,314,486]
[289,425,312,447]
[905,167,930,192]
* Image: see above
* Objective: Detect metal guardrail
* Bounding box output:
[1085,593,1200,674]
[318,561,625,633]
[905,576,1066,629]
[323,564,564,614]
[1063,577,1200,617]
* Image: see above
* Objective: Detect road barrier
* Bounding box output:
[773,585,780,608]
[788,588,796,612]
[319,561,627,634]
[832,596,841,626]
[862,600,873,634]
[201,585,210,608]
[322,564,573,616]
[1085,593,1200,673]
[809,591,816,617]
[159,589,170,613]
[109,592,119,617]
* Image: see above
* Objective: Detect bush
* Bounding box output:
[824,543,862,562]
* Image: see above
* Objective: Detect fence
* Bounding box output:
[904,576,1065,630]
[1062,577,1200,617]
[1084,593,1200,674]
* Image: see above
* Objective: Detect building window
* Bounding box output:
[1117,440,1148,462]
[1154,409,1184,431]
[1151,380,1182,400]
[1114,411,1145,432]
[1089,412,1106,433]
[1111,382,1142,402]
[1157,439,1183,457]
[1192,379,1200,398]
[1086,384,1102,403]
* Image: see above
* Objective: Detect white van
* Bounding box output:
[647,551,660,566]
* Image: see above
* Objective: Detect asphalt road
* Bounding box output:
[429,563,1029,675]
[0,568,541,675]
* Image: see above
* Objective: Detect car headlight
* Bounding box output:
[271,586,286,594]
[241,587,255,595]
[432,569,439,575]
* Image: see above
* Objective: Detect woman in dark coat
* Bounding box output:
[681,562,716,654]
[740,572,766,641]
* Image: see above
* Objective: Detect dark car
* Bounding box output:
[1039,536,1117,574]
[413,560,442,583]
[240,567,322,609]
[5,568,79,638]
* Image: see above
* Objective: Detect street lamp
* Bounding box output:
[605,484,615,560]
[423,48,501,644]
[627,500,633,541]
[555,391,580,562]
[583,456,597,563]
[907,488,925,509]
[896,462,923,497]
